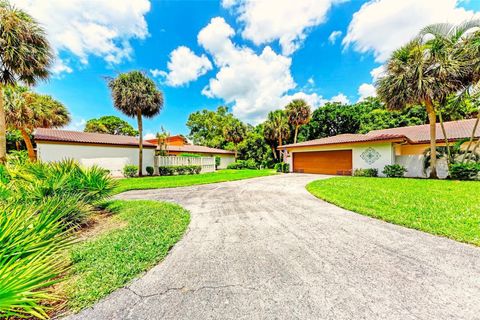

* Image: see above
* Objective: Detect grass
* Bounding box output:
[306,177,480,246]
[62,200,190,312]
[114,169,276,193]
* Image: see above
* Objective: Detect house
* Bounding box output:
[280,118,480,178]
[34,128,156,176]
[145,135,235,169]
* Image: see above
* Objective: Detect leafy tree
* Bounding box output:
[263,110,290,161]
[0,1,53,163]
[6,129,24,151]
[84,115,138,136]
[238,124,275,168]
[4,85,70,160]
[285,99,311,144]
[107,71,163,176]
[186,106,236,148]
[156,127,170,156]
[223,118,246,159]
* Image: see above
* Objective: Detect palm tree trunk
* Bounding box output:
[0,85,6,164]
[425,99,438,179]
[294,125,299,144]
[438,111,451,165]
[234,144,238,160]
[461,114,479,163]
[20,128,35,161]
[137,110,143,177]
[271,145,277,160]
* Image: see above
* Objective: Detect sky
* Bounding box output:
[13,0,480,139]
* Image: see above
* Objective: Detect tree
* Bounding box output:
[186,106,235,148]
[238,124,275,168]
[285,99,311,144]
[0,1,53,163]
[107,71,163,176]
[223,118,246,159]
[4,85,70,160]
[263,110,290,162]
[376,33,470,178]
[84,115,138,136]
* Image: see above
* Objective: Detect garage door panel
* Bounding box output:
[293,150,352,175]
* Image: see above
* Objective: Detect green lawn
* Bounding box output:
[307,177,480,246]
[63,200,190,312]
[114,169,276,193]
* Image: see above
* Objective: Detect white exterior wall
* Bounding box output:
[395,155,448,179]
[37,142,155,177]
[217,154,235,169]
[352,143,395,177]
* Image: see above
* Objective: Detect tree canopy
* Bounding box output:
[84,116,138,136]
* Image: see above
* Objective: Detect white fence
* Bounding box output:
[154,156,216,173]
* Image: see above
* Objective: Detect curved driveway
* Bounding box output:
[71,174,480,320]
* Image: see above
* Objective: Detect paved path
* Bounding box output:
[70,174,480,320]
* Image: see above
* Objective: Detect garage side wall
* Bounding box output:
[352,143,395,177]
[37,142,155,177]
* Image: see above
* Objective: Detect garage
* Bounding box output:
[293,150,352,175]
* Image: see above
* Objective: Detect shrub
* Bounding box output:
[158,166,175,176]
[146,166,154,176]
[179,153,201,158]
[449,162,480,180]
[158,165,201,176]
[274,162,289,173]
[215,156,221,168]
[123,164,138,178]
[227,159,257,170]
[354,168,378,177]
[176,166,188,175]
[382,164,407,178]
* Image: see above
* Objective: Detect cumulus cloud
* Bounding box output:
[198,17,296,123]
[223,0,344,55]
[143,133,156,140]
[370,65,385,82]
[357,83,376,101]
[12,0,151,73]
[63,116,86,131]
[152,46,213,87]
[330,93,350,104]
[328,30,342,44]
[343,0,480,62]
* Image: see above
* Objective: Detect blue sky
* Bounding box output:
[16,0,480,139]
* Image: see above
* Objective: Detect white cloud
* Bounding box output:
[223,0,344,55]
[280,92,324,109]
[357,83,376,101]
[143,133,156,140]
[330,93,350,104]
[370,65,385,82]
[198,17,296,123]
[12,0,151,73]
[343,0,480,62]
[154,46,213,87]
[63,116,86,131]
[328,30,342,44]
[149,69,164,78]
[307,77,315,85]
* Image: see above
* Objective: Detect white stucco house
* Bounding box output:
[35,128,156,176]
[280,119,479,178]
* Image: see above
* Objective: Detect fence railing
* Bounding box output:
[154,156,216,173]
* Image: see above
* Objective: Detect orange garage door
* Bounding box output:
[293,150,352,175]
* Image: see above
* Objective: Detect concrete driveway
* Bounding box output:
[70,174,480,320]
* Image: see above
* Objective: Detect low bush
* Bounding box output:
[274,162,289,173]
[146,166,154,176]
[353,168,378,177]
[449,162,480,180]
[227,159,257,169]
[158,165,202,176]
[382,164,407,178]
[215,156,221,168]
[123,164,138,178]
[179,153,201,158]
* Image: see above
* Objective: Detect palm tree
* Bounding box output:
[0,1,53,163]
[285,99,311,144]
[263,121,278,161]
[4,85,70,160]
[263,110,290,162]
[376,32,470,178]
[107,71,163,176]
[223,119,246,159]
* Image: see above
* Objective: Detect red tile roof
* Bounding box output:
[282,118,479,149]
[34,128,157,148]
[166,144,234,155]
[368,118,479,143]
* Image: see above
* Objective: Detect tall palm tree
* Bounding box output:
[285,99,311,144]
[263,110,290,162]
[263,121,278,161]
[376,31,470,178]
[108,71,163,176]
[4,85,70,160]
[223,118,246,159]
[0,1,53,163]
